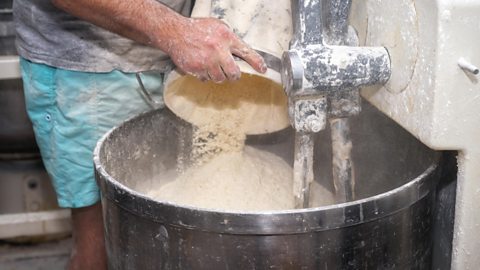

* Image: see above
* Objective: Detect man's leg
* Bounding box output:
[68,203,106,270]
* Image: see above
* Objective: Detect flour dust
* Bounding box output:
[146,73,334,211]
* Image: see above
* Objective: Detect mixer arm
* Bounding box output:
[282,0,392,206]
[283,0,391,120]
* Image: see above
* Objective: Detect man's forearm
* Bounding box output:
[52,0,185,53]
[52,0,266,82]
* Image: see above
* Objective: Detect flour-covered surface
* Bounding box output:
[148,146,295,211]
[352,1,480,269]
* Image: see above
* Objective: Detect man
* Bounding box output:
[13,0,266,269]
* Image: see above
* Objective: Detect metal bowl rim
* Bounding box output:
[93,109,440,234]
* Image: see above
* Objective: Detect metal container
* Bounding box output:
[94,101,440,269]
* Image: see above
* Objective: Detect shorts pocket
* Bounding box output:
[20,58,57,158]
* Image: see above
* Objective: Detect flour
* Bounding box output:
[148,143,334,211]
[150,81,295,211]
[190,111,246,166]
[147,73,334,211]
[149,146,295,211]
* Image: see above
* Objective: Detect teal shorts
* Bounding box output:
[20,58,164,208]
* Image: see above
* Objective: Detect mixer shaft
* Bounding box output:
[324,0,356,203]
[330,118,355,202]
[293,132,315,208]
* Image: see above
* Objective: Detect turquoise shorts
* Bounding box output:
[20,58,164,208]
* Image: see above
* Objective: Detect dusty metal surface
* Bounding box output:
[94,101,442,269]
[351,2,478,267]
[282,0,391,207]
[323,0,356,204]
[293,132,315,208]
[283,0,391,106]
[330,118,355,202]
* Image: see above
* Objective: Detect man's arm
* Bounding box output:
[52,0,267,82]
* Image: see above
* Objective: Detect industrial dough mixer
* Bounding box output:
[94,0,479,268]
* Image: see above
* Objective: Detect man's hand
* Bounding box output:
[52,0,267,83]
[165,18,267,82]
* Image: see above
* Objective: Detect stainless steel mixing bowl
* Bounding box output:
[94,101,440,269]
